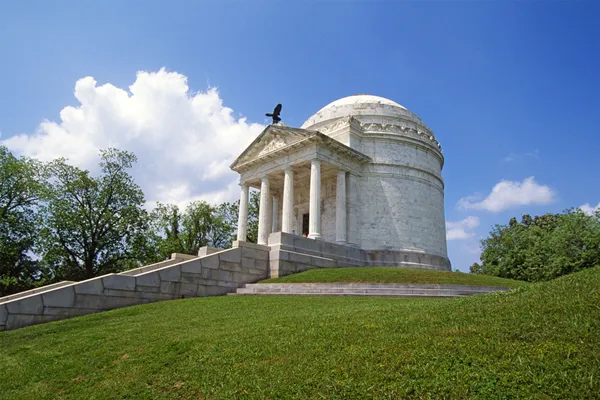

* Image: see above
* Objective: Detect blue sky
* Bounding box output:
[1,1,599,271]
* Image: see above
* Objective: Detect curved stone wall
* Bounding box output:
[357,173,447,257]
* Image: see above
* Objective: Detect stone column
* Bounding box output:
[308,159,322,239]
[271,194,279,233]
[346,173,359,246]
[257,176,270,245]
[335,170,347,243]
[236,183,249,242]
[281,167,294,233]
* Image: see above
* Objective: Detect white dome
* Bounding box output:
[301,94,425,130]
[319,94,406,110]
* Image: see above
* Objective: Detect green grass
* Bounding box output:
[1,268,599,399]
[261,267,528,288]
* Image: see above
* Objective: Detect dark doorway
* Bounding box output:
[302,213,310,237]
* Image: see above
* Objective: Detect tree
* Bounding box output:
[246,190,260,243]
[149,199,240,258]
[148,203,185,260]
[39,149,149,280]
[469,262,482,274]
[212,201,239,248]
[179,201,217,254]
[472,209,600,282]
[0,146,46,296]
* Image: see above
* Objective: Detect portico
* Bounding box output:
[231,125,370,246]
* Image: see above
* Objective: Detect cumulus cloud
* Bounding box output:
[457,177,555,213]
[446,216,480,240]
[3,69,264,207]
[580,202,600,216]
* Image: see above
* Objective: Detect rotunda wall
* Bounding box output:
[357,174,447,257]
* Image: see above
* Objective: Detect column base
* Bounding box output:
[308,233,322,240]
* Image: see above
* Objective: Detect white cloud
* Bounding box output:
[580,202,600,216]
[446,216,480,240]
[502,150,539,163]
[457,177,555,213]
[3,69,264,207]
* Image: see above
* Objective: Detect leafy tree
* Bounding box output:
[149,200,235,258]
[469,262,482,274]
[0,146,46,296]
[212,201,239,248]
[149,190,260,258]
[39,149,150,280]
[471,209,600,282]
[246,190,260,244]
[148,203,185,260]
[179,201,217,254]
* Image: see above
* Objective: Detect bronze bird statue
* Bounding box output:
[266,103,282,124]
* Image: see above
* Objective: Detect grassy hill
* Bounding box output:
[0,267,599,399]
[260,267,527,288]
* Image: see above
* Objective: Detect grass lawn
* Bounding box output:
[261,267,528,288]
[1,267,599,399]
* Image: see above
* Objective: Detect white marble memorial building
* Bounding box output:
[0,94,453,331]
[231,95,450,272]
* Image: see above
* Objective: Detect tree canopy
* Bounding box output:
[38,149,150,280]
[149,200,238,260]
[471,209,600,282]
[0,146,46,295]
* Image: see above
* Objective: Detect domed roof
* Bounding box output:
[301,94,424,130]
[320,94,406,110]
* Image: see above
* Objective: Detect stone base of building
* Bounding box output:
[264,232,451,278]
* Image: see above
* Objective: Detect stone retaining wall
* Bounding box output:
[0,281,76,303]
[0,241,269,331]
[267,232,450,278]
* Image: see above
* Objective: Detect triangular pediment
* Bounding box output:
[230,125,315,170]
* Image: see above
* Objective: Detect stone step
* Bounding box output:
[233,283,509,297]
[227,292,465,298]
[243,283,507,292]
[236,289,474,296]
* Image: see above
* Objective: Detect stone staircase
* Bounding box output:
[0,242,272,332]
[231,283,510,297]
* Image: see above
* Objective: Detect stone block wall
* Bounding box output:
[0,241,269,332]
[267,232,450,278]
[0,281,76,303]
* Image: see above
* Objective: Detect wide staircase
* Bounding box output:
[231,283,509,297]
[0,242,272,332]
